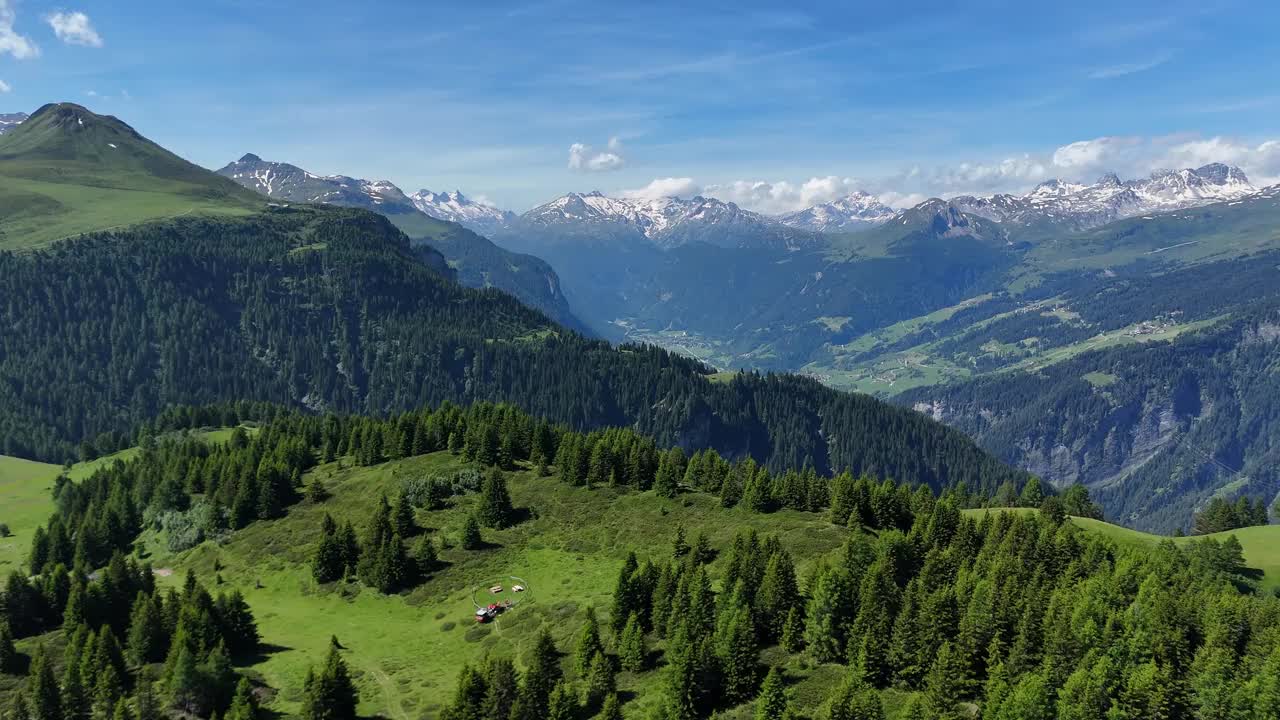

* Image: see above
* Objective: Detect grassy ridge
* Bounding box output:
[149,452,853,718]
[0,103,261,249]
[966,509,1280,593]
[5,446,1277,717]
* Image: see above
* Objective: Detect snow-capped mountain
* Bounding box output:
[410,190,516,235]
[948,163,1256,232]
[0,112,28,135]
[216,153,589,332]
[778,191,897,232]
[515,191,822,250]
[217,154,421,215]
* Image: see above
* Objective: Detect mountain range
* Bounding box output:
[0,112,27,135]
[215,153,585,331]
[6,100,1279,532]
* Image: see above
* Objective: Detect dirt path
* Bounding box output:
[365,664,409,720]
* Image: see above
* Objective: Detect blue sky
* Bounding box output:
[3,0,1280,211]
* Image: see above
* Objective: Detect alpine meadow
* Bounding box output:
[3,3,1280,720]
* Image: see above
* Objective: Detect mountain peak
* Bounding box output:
[238,153,263,164]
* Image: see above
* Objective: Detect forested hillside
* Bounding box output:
[2,402,1274,719]
[902,303,1280,533]
[0,204,1024,497]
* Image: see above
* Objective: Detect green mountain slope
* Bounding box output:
[2,412,1270,718]
[900,304,1280,533]
[216,153,586,331]
[0,203,1024,498]
[0,103,263,248]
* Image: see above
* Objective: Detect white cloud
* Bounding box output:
[621,177,701,200]
[0,0,39,59]
[0,79,9,93]
[45,11,102,48]
[1087,54,1171,80]
[702,176,869,214]
[568,136,625,172]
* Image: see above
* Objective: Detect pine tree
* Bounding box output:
[720,603,760,703]
[598,692,623,720]
[393,490,416,537]
[545,681,577,720]
[654,448,684,498]
[518,628,561,719]
[312,517,346,584]
[461,513,483,550]
[126,593,167,666]
[757,550,799,642]
[301,645,359,720]
[672,524,690,559]
[62,655,90,720]
[477,469,515,529]
[619,612,647,672]
[805,567,854,662]
[27,646,62,720]
[110,697,133,720]
[414,536,438,580]
[584,650,616,708]
[575,608,605,676]
[164,646,202,715]
[0,622,18,674]
[922,642,964,720]
[481,656,520,720]
[756,666,791,720]
[781,605,805,653]
[226,677,259,720]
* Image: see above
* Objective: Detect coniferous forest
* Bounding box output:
[0,206,1023,497]
[2,400,1277,719]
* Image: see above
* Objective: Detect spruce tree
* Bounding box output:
[584,650,616,708]
[575,608,604,676]
[461,513,483,550]
[518,628,561,720]
[393,490,416,537]
[301,645,359,720]
[720,604,760,704]
[922,642,964,720]
[312,518,346,584]
[27,646,62,720]
[672,524,690,559]
[126,593,166,666]
[805,567,854,662]
[755,666,790,720]
[545,681,577,720]
[599,692,623,720]
[619,612,647,672]
[477,469,515,529]
[61,655,90,720]
[0,622,18,674]
[226,677,259,720]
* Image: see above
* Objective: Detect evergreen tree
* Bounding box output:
[545,681,577,720]
[720,604,760,704]
[805,567,854,662]
[0,622,18,674]
[584,650,616,708]
[922,642,964,720]
[27,646,62,720]
[461,513,483,550]
[755,666,791,720]
[654,448,684,498]
[164,646,202,715]
[575,608,605,676]
[225,677,259,720]
[393,490,416,537]
[619,612,647,672]
[477,468,515,529]
[126,593,166,666]
[780,605,805,653]
[518,628,561,720]
[312,517,347,584]
[672,524,690,559]
[301,645,359,720]
[598,692,623,720]
[62,655,90,720]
